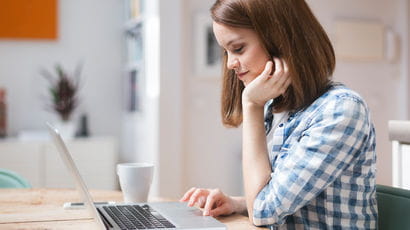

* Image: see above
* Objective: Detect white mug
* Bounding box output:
[117,162,154,203]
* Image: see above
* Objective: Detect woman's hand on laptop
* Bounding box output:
[180,187,246,217]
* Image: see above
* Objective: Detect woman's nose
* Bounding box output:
[227,56,239,70]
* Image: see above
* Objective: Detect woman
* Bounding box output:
[181,0,377,229]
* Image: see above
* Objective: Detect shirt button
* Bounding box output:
[279,123,284,127]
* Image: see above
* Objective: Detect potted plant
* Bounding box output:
[42,64,81,139]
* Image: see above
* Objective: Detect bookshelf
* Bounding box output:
[121,0,183,198]
[121,0,145,164]
[121,0,159,165]
[123,0,144,114]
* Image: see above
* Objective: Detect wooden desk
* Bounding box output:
[0,189,267,230]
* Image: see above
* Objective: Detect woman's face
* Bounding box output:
[213,22,270,86]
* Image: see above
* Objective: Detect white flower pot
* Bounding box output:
[54,120,76,140]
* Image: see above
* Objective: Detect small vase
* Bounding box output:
[54,119,76,140]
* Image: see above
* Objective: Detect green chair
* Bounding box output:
[0,168,31,188]
[376,184,410,230]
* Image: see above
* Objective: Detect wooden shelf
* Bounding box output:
[124,61,142,72]
[0,137,119,189]
[124,16,144,31]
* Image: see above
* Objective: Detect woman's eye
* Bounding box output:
[234,46,243,53]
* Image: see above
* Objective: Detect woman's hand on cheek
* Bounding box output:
[242,57,291,108]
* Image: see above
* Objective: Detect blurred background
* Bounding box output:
[0,0,408,199]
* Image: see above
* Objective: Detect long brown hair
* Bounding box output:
[211,0,335,127]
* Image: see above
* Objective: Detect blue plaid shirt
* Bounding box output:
[254,83,377,229]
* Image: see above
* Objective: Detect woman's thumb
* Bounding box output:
[209,205,229,217]
[262,61,273,77]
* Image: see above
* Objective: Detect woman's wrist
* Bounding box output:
[230,196,248,215]
[242,98,264,110]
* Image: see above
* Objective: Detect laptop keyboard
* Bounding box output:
[103,204,176,229]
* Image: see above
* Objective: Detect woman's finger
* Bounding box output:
[262,61,274,78]
[179,187,197,202]
[203,191,219,215]
[273,57,283,77]
[283,58,289,74]
[197,196,207,208]
[209,204,230,217]
[283,77,292,92]
[269,58,289,89]
[188,189,208,206]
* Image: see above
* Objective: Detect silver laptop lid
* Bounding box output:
[46,122,106,229]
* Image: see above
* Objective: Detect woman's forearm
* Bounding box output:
[242,102,272,222]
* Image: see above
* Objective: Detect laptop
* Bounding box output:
[46,123,226,230]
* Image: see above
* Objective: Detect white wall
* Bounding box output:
[307,0,409,186]
[181,0,409,197]
[182,0,244,196]
[157,0,184,198]
[0,0,124,151]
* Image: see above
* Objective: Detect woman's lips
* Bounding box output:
[236,71,249,79]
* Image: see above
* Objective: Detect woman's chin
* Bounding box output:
[241,75,257,87]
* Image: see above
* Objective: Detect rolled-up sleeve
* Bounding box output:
[252,95,372,226]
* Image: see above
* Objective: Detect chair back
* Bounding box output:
[388,120,410,187]
[0,168,31,188]
[377,184,410,230]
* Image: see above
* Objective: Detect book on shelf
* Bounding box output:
[126,32,143,63]
[128,70,139,112]
[125,17,143,31]
[129,0,142,19]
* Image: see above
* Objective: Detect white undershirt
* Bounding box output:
[266,110,289,154]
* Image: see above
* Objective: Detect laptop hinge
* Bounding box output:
[97,208,113,229]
